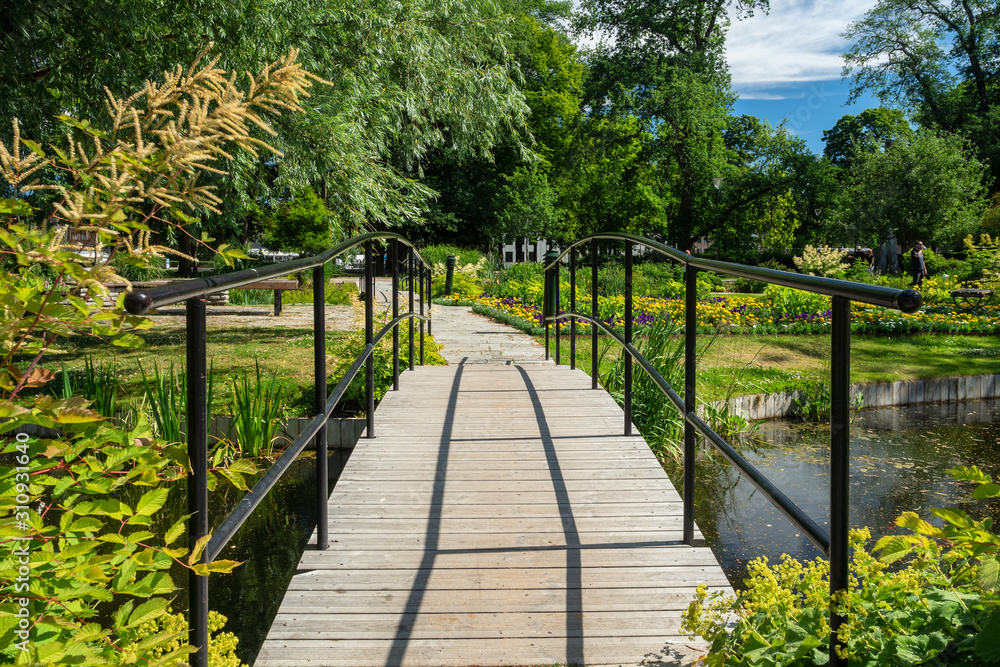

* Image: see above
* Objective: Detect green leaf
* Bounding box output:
[67,517,104,533]
[976,610,1000,662]
[113,601,134,630]
[216,468,248,491]
[164,516,188,546]
[948,466,992,483]
[972,483,1000,500]
[0,198,33,215]
[894,631,949,662]
[126,598,168,628]
[979,555,999,591]
[931,507,973,529]
[73,622,109,643]
[0,399,30,419]
[227,459,257,474]
[897,512,944,537]
[20,139,45,156]
[134,488,169,517]
[109,332,146,348]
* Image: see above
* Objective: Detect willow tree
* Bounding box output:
[2,0,532,256]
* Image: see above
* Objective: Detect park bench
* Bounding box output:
[949,288,995,309]
[232,278,301,315]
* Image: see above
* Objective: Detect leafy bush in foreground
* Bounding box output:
[682,466,1000,666]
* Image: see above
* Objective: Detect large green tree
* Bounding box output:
[842,0,1000,187]
[829,130,988,249]
[822,107,915,168]
[396,0,586,249]
[576,0,767,249]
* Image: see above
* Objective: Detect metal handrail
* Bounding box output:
[123,231,431,315]
[141,232,433,667]
[543,232,922,313]
[541,233,922,667]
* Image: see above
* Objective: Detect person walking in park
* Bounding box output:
[911,241,928,288]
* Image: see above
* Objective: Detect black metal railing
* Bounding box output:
[123,232,432,667]
[541,232,922,667]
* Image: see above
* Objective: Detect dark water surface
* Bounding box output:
[667,399,1000,588]
[162,453,322,666]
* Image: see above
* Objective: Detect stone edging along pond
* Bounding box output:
[713,373,1000,421]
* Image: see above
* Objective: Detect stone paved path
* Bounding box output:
[371,278,549,366]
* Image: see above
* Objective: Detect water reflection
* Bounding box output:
[667,399,1000,587]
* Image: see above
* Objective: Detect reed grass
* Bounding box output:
[227,358,285,457]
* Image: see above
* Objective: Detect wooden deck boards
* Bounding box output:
[255,364,731,667]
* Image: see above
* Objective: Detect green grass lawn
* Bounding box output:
[33,326,354,416]
[543,332,1000,402]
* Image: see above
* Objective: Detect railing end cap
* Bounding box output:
[896,289,923,314]
[124,291,152,315]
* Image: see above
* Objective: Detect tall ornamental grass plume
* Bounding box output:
[0,44,326,292]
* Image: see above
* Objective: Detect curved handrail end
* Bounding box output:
[896,289,923,314]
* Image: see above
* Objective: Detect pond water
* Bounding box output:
[160,453,324,666]
[668,399,1000,588]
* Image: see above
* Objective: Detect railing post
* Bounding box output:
[830,296,851,666]
[624,241,633,436]
[545,249,560,365]
[445,255,456,296]
[544,258,551,361]
[570,248,576,371]
[186,296,209,667]
[392,241,399,391]
[409,249,415,372]
[419,263,425,365]
[313,266,328,550]
[365,240,375,438]
[427,264,432,336]
[684,263,697,545]
[591,240,598,389]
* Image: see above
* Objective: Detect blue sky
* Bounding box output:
[725,0,881,154]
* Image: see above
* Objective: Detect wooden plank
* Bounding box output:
[297,546,719,570]
[285,566,730,591]
[255,636,707,667]
[265,609,694,639]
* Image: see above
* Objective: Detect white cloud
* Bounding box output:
[725,0,878,93]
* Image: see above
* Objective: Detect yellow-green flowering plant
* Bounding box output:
[682,466,1000,666]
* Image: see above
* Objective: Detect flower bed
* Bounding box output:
[443,291,1000,336]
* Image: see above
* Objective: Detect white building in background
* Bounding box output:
[499,238,557,266]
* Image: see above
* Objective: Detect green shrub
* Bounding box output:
[419,244,484,268]
[111,253,167,281]
[328,326,447,412]
[128,610,246,667]
[682,466,1000,667]
[923,249,977,282]
[265,187,336,255]
[763,285,831,318]
[733,277,767,293]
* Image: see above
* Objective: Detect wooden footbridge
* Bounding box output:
[124,231,921,667]
[255,364,729,666]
